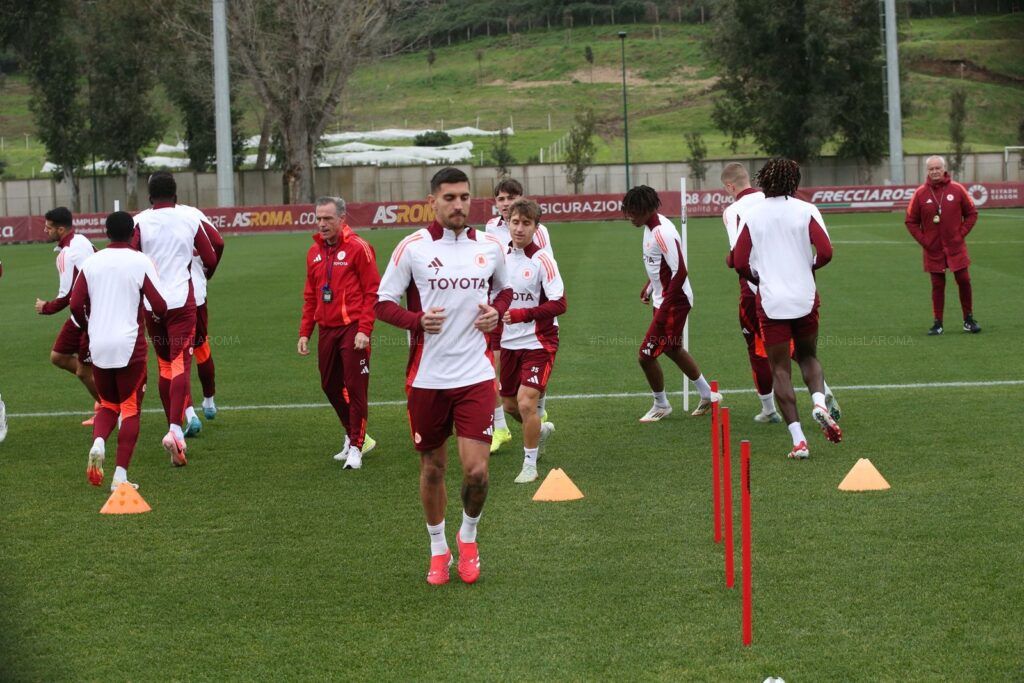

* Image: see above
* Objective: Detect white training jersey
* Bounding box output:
[177,203,217,306]
[54,233,96,301]
[80,247,164,369]
[378,223,510,390]
[484,216,553,254]
[642,213,693,309]
[722,189,766,295]
[134,205,201,310]
[741,196,829,319]
[501,244,564,351]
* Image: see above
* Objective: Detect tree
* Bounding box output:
[584,45,594,83]
[427,49,437,84]
[706,0,887,165]
[475,48,484,85]
[949,87,969,175]
[564,108,596,194]
[229,0,397,203]
[490,129,516,176]
[684,132,708,187]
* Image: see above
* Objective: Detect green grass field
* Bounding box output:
[1,210,1022,680]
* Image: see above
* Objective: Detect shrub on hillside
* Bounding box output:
[414,130,452,147]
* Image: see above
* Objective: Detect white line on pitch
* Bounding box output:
[7,379,1023,418]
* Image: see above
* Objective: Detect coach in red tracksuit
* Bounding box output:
[905,155,980,335]
[298,197,381,465]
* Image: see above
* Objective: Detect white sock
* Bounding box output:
[524,447,539,466]
[202,396,216,409]
[494,406,507,430]
[538,395,547,414]
[113,466,128,483]
[184,406,198,422]
[427,520,448,556]
[92,436,105,451]
[460,510,481,543]
[169,424,184,440]
[758,392,776,414]
[812,392,827,409]
[653,390,669,407]
[822,381,832,397]
[694,374,712,400]
[787,422,806,446]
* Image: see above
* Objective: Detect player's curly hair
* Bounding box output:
[148,171,177,201]
[622,185,661,217]
[755,158,801,198]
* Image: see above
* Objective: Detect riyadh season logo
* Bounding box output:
[967,185,988,206]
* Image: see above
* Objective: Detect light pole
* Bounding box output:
[618,31,630,191]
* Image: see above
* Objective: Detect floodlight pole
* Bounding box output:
[883,0,905,184]
[618,31,630,191]
[213,0,235,206]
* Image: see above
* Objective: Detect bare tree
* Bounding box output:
[564,109,596,194]
[229,0,398,203]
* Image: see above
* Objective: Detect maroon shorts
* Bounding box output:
[145,302,196,363]
[498,348,555,397]
[93,361,147,416]
[639,304,690,359]
[194,303,209,348]
[53,317,91,363]
[757,301,820,347]
[407,379,495,452]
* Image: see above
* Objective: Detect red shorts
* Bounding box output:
[498,348,555,397]
[194,303,209,348]
[757,300,820,347]
[53,317,91,363]
[406,379,495,452]
[640,305,690,359]
[145,303,196,362]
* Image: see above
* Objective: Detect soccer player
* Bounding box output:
[298,196,380,469]
[375,167,512,586]
[905,155,981,335]
[730,158,842,459]
[483,178,553,453]
[498,199,565,484]
[179,203,225,435]
[0,257,6,443]
[69,211,168,491]
[132,172,220,466]
[623,186,721,422]
[34,206,99,423]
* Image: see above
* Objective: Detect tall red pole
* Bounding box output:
[710,381,721,544]
[741,440,753,646]
[721,407,734,588]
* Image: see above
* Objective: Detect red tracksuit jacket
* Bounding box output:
[300,226,380,337]
[905,173,977,273]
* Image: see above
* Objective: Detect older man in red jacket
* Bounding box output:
[905,155,980,335]
[298,196,381,469]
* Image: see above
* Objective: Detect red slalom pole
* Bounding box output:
[721,407,734,588]
[741,440,753,646]
[710,380,721,544]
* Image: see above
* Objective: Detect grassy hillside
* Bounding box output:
[0,14,1021,179]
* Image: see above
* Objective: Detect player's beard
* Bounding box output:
[441,211,468,231]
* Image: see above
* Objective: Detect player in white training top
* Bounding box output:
[483,178,553,453]
[376,167,512,587]
[70,212,168,491]
[498,199,566,484]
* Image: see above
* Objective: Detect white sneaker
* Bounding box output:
[538,422,555,450]
[514,463,539,484]
[639,403,673,423]
[343,446,363,470]
[691,391,722,417]
[110,478,139,492]
[0,396,7,443]
[332,435,352,461]
[87,438,105,486]
[754,410,783,424]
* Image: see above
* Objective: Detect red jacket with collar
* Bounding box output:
[300,225,380,337]
[905,172,977,273]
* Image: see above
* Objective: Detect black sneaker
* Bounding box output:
[927,319,943,336]
[963,315,981,333]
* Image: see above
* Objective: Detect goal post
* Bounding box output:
[679,176,690,412]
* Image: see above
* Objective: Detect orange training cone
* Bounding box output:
[100,483,152,514]
[838,458,890,492]
[532,468,584,502]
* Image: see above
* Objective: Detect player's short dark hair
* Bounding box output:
[105,211,135,242]
[148,171,177,201]
[44,206,73,228]
[756,158,801,198]
[622,185,661,217]
[508,198,541,224]
[430,167,470,193]
[494,178,523,197]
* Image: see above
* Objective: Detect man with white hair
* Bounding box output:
[905,155,980,335]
